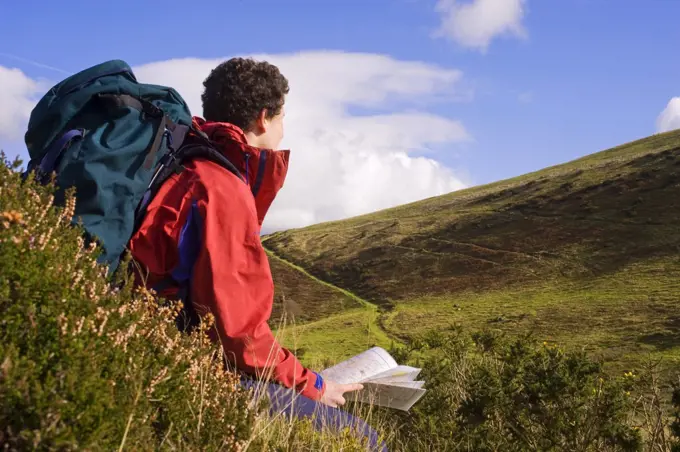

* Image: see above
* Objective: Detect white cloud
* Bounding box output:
[0,66,45,141]
[433,0,528,52]
[134,51,471,232]
[0,51,471,232]
[656,97,680,133]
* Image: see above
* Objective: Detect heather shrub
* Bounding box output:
[0,155,373,451]
[0,155,263,450]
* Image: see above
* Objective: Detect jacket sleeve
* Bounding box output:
[188,180,325,400]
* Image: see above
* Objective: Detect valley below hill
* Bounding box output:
[265,129,680,376]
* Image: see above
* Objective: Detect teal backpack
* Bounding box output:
[23,59,241,276]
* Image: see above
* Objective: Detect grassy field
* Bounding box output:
[274,307,395,368]
[381,256,680,374]
[263,129,680,375]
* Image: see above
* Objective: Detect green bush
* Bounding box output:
[383,328,680,451]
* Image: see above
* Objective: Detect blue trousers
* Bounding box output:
[240,377,388,451]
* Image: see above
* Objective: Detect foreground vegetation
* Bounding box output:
[270,252,680,450]
[0,156,372,451]
[383,329,680,451]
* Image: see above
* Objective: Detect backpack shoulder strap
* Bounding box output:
[129,128,243,332]
[133,128,242,229]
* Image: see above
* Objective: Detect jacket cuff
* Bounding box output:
[299,371,325,400]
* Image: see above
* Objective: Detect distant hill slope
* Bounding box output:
[266,249,363,326]
[266,250,393,367]
[264,129,680,371]
[264,130,680,305]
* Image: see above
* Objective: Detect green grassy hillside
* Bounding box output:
[267,250,394,366]
[267,249,363,325]
[264,129,680,374]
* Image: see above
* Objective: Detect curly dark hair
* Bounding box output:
[201,57,289,130]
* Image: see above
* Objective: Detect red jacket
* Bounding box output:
[128,117,325,400]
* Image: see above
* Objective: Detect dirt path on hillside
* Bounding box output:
[264,246,405,347]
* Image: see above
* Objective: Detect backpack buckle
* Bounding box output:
[159,148,184,175]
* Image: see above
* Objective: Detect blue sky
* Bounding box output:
[1,0,679,229]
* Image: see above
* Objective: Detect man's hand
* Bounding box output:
[319,380,364,408]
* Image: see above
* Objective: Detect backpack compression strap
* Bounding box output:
[23,93,190,185]
[95,93,191,170]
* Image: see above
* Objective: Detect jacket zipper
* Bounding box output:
[252,151,268,198]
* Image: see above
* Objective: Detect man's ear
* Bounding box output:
[255,108,269,133]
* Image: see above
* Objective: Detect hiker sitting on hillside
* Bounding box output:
[127,58,386,450]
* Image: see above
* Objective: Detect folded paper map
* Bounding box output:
[319,346,426,412]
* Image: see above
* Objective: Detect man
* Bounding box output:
[128,57,386,450]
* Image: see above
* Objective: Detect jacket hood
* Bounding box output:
[192,117,290,226]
